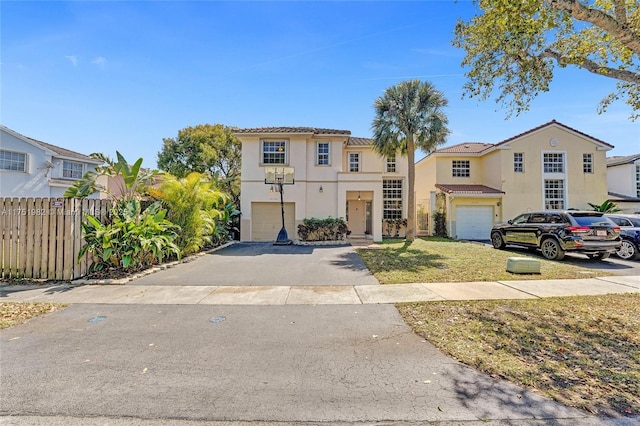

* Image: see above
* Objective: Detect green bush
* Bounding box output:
[382,218,407,237]
[297,217,348,241]
[79,199,180,272]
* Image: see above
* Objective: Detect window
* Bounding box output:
[543,153,564,173]
[349,152,360,172]
[513,153,524,173]
[583,153,593,173]
[636,164,640,198]
[62,161,83,179]
[262,140,287,165]
[316,142,330,166]
[0,150,27,172]
[544,179,565,209]
[452,160,470,177]
[386,152,396,173]
[383,179,403,220]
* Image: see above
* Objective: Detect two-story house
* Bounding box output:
[235,127,409,242]
[606,154,640,213]
[415,120,613,240]
[1,125,104,198]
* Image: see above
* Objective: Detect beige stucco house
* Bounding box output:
[606,154,640,213]
[235,127,409,242]
[415,120,614,240]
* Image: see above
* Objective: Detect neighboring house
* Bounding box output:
[606,154,640,214]
[234,127,409,242]
[0,125,103,198]
[415,120,613,240]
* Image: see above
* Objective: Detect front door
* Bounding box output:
[348,200,366,235]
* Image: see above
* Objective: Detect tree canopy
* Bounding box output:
[372,79,449,242]
[453,0,640,119]
[157,124,241,206]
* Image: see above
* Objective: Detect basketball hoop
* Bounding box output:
[264,167,295,245]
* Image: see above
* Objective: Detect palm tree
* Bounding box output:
[372,80,449,242]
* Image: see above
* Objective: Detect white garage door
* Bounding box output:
[455,206,494,240]
[251,202,296,242]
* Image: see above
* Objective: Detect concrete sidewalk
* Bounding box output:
[2,275,638,305]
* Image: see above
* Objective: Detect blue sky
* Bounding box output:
[2,0,638,168]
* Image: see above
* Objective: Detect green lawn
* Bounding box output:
[357,237,607,283]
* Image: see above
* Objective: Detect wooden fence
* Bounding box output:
[1,198,111,281]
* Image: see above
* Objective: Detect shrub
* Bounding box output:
[297,217,348,241]
[79,199,180,271]
[382,218,407,237]
[433,211,448,238]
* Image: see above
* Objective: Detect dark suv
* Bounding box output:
[605,214,640,260]
[490,210,621,261]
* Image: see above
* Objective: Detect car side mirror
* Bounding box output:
[508,220,513,225]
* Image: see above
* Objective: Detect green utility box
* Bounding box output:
[506,257,541,274]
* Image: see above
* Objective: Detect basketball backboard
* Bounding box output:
[264,167,295,185]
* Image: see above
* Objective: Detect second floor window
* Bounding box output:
[63,161,83,179]
[583,154,593,173]
[514,153,524,173]
[262,140,287,165]
[349,152,360,172]
[543,152,564,173]
[386,152,396,173]
[0,150,27,172]
[317,142,329,165]
[452,160,470,177]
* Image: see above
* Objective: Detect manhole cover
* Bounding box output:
[88,316,106,323]
[210,316,226,323]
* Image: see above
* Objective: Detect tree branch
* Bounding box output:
[547,0,640,54]
[611,0,628,24]
[541,48,640,84]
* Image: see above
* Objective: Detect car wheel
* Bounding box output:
[540,238,565,260]
[587,252,610,261]
[491,232,506,249]
[617,240,640,260]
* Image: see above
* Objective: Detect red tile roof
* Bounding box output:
[436,142,493,154]
[435,184,504,194]
[235,127,351,136]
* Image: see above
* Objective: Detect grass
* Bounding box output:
[397,294,640,417]
[0,302,66,329]
[357,237,608,283]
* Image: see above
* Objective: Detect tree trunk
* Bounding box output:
[406,134,416,242]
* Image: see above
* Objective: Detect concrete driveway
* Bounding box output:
[131,242,380,287]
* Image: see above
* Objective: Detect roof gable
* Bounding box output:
[1,125,102,164]
[494,120,614,150]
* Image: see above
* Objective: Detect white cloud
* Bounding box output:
[92,56,106,69]
[65,55,78,66]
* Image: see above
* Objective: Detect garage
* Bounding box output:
[455,206,494,240]
[251,202,296,242]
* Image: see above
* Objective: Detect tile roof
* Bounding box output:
[347,137,372,146]
[435,184,504,194]
[494,119,614,148]
[436,142,494,154]
[608,191,640,201]
[235,127,351,136]
[607,154,640,167]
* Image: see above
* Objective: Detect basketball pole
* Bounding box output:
[274,174,292,246]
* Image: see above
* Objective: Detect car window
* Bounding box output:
[528,214,547,223]
[573,215,614,226]
[547,214,565,224]
[629,217,640,227]
[610,217,631,227]
[511,214,529,225]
